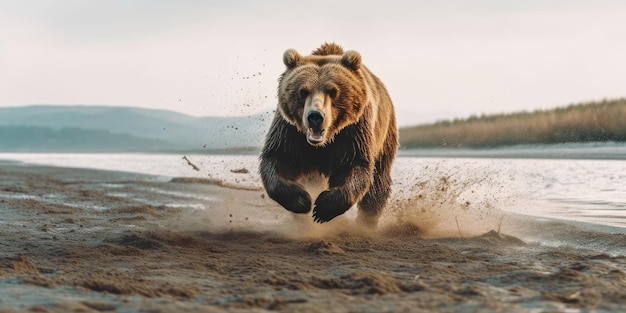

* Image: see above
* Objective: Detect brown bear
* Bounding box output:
[259,43,398,226]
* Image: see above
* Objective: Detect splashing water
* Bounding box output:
[379,158,521,238]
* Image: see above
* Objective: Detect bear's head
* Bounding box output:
[278,43,368,147]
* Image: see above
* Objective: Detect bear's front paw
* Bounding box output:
[312,189,352,223]
[270,183,312,214]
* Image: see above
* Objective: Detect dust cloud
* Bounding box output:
[172,157,522,241]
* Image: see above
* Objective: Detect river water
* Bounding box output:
[1,143,624,232]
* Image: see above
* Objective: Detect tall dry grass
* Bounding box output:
[399,98,626,148]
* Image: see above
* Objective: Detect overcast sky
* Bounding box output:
[1,0,625,126]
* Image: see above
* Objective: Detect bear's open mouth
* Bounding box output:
[307,128,324,144]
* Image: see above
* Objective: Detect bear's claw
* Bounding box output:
[312,209,341,223]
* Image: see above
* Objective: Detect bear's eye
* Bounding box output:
[299,88,310,99]
[326,86,339,99]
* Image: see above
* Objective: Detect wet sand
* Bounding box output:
[1,162,626,312]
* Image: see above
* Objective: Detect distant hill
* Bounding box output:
[399,98,626,148]
[0,126,174,152]
[0,105,273,152]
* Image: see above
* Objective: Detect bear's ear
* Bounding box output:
[283,49,301,69]
[341,50,361,71]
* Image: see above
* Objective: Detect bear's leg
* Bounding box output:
[312,165,371,223]
[260,157,312,214]
[357,157,393,227]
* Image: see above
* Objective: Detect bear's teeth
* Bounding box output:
[307,128,324,142]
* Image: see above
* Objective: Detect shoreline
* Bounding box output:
[398,141,626,160]
[2,155,625,235]
[1,163,626,312]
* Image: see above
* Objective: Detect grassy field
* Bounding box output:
[399,98,626,148]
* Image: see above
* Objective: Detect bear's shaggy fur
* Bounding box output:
[260,43,398,226]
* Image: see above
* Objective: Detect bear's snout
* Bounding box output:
[305,110,325,145]
[306,111,325,130]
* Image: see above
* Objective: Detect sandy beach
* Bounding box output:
[1,160,626,313]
